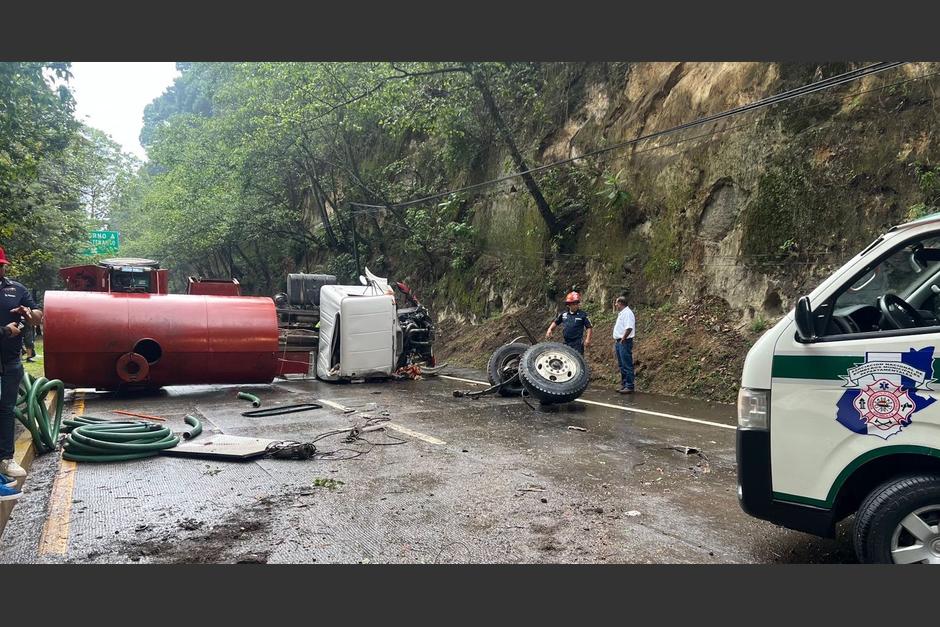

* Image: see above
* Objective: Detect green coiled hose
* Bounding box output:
[61,414,202,463]
[14,372,65,454]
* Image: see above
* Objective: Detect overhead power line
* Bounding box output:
[350,61,906,213]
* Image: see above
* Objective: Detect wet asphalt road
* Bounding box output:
[0,369,857,563]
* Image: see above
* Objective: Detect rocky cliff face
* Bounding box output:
[429,62,940,402]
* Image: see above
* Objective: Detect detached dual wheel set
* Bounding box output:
[484,341,590,404]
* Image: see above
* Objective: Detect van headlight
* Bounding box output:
[737,388,770,430]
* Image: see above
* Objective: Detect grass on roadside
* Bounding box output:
[23,337,44,379]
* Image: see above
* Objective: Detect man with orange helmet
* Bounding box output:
[545,291,592,355]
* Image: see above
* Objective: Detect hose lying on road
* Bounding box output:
[241,403,321,417]
[61,414,202,463]
[182,414,202,440]
[237,391,262,408]
[15,372,65,454]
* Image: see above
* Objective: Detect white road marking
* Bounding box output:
[386,422,447,445]
[437,375,736,431]
[316,398,353,412]
[315,397,447,444]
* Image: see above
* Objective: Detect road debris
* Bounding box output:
[312,478,345,490]
[567,425,587,432]
[626,510,641,517]
[112,410,166,421]
[237,391,262,408]
[178,518,205,531]
[666,444,711,474]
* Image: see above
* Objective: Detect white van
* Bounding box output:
[738,213,940,564]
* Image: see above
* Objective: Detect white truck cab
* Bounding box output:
[738,213,940,564]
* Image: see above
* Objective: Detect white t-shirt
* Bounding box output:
[613,306,636,340]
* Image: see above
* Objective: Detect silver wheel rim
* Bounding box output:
[533,350,578,383]
[890,505,940,564]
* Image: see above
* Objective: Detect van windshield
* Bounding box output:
[838,237,940,307]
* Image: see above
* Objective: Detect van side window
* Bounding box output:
[822,234,940,337]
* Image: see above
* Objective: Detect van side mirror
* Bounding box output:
[794,296,816,343]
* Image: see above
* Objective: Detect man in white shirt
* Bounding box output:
[612,295,636,394]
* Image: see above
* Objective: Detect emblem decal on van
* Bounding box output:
[836,347,936,440]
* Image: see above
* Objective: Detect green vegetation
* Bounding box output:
[749,315,770,334]
[0,62,137,294]
[23,338,43,379]
[907,162,940,221]
[109,62,595,294]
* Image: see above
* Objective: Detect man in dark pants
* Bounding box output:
[545,291,593,355]
[613,295,636,394]
[0,246,43,482]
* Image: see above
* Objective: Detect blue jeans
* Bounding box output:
[0,361,23,459]
[614,339,634,390]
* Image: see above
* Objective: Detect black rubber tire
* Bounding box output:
[487,342,528,397]
[853,473,940,564]
[517,342,590,404]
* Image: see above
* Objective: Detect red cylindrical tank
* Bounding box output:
[44,291,279,389]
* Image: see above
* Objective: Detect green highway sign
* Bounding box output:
[85,230,120,256]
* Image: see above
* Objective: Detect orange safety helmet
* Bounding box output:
[565,291,581,304]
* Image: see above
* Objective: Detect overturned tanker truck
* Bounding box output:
[45,259,438,390]
[274,268,439,381]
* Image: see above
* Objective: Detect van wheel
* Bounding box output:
[486,342,528,397]
[517,342,590,404]
[853,474,940,564]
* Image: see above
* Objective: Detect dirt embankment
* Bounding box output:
[436,294,759,404]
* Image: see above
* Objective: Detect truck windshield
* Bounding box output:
[111,269,152,293]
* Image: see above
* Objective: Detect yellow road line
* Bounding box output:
[37,456,77,556]
[37,391,82,556]
[385,422,446,445]
[437,374,736,431]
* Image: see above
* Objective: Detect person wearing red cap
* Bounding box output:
[0,246,43,482]
[545,291,592,355]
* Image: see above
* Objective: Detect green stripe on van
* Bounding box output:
[774,445,940,510]
[772,354,940,381]
[771,355,860,380]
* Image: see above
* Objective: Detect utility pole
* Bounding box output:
[350,206,361,279]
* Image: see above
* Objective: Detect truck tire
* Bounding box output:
[853,473,940,564]
[517,342,590,404]
[486,342,528,397]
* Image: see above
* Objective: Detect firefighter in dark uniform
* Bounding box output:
[545,291,593,355]
[0,246,43,483]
